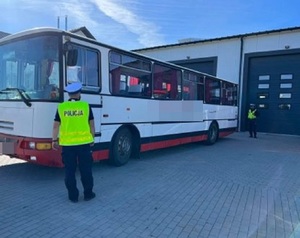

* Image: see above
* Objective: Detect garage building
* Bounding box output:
[134,27,300,136]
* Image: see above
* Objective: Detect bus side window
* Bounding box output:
[205,77,221,104]
[197,84,204,100]
[221,82,235,105]
[109,51,152,98]
[119,81,128,94]
[153,64,181,100]
[183,78,197,100]
[128,84,143,95]
[110,67,121,94]
[85,50,99,87]
[66,45,100,92]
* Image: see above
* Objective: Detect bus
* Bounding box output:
[0,28,238,167]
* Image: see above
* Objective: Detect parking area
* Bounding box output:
[1,132,300,238]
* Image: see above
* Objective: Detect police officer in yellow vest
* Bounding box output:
[52,82,96,203]
[248,103,259,138]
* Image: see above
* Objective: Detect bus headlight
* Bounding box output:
[29,142,36,149]
[27,142,52,150]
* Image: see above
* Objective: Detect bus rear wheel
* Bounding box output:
[110,128,132,166]
[205,122,219,145]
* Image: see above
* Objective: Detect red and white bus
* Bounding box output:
[0,28,238,167]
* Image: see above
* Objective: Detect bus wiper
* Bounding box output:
[2,88,32,107]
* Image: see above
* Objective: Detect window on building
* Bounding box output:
[258,84,269,89]
[258,75,270,81]
[279,93,291,99]
[257,93,269,99]
[258,104,268,109]
[278,104,291,110]
[280,74,293,80]
[280,83,292,89]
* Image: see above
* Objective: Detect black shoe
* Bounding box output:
[84,192,96,201]
[69,197,78,203]
[249,135,253,138]
[68,190,79,203]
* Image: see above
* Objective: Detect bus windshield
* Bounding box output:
[0,35,60,102]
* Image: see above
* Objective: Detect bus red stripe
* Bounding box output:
[141,134,208,152]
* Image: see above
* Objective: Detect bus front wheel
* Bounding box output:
[110,128,132,166]
[205,122,219,145]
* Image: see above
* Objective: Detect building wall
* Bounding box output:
[243,31,300,54]
[137,39,241,84]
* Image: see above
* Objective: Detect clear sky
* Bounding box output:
[1,0,299,50]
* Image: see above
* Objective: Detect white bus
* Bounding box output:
[0,28,238,167]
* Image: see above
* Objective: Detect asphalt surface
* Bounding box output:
[1,132,300,238]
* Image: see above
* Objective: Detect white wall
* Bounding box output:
[243,31,300,54]
[136,29,300,86]
[137,39,241,84]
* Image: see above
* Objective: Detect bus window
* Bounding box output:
[66,45,100,91]
[86,50,99,87]
[109,51,152,98]
[153,64,181,100]
[205,77,221,104]
[0,35,60,101]
[183,71,204,100]
[221,81,236,105]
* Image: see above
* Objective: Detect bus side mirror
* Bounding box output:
[66,49,78,66]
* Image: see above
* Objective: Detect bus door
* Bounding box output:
[65,45,102,144]
[81,93,102,145]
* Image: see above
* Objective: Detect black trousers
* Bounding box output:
[61,144,94,199]
[248,119,257,137]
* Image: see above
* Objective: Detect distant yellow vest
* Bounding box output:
[58,101,93,146]
[248,109,256,119]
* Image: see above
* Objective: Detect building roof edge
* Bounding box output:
[133,26,300,52]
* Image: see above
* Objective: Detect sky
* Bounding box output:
[0,0,299,50]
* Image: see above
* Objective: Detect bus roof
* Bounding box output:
[0,27,235,84]
[0,27,64,43]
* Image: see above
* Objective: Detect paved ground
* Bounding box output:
[1,132,300,238]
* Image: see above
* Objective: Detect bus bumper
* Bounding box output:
[0,134,63,167]
[0,141,16,155]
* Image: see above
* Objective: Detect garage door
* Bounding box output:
[248,53,300,135]
[171,57,216,76]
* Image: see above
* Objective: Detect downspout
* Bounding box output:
[237,36,244,131]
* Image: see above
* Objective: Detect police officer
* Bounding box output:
[52,82,96,202]
[248,103,259,138]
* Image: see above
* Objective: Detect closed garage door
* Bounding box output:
[171,57,217,76]
[177,61,215,76]
[247,53,300,135]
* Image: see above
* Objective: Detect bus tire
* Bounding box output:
[110,127,132,166]
[205,122,219,145]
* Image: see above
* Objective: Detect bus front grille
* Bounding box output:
[0,121,14,131]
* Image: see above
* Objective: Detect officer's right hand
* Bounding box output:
[52,141,59,150]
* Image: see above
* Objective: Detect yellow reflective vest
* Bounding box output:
[58,101,93,146]
[248,109,257,120]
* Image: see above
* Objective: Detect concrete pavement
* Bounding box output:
[1,132,300,238]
